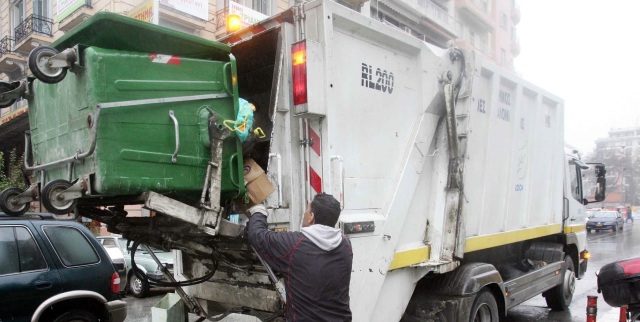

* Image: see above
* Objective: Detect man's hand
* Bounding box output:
[247,204,268,217]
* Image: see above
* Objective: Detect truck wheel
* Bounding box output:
[469,289,499,322]
[52,309,98,322]
[129,272,149,298]
[0,187,29,216]
[544,256,575,311]
[42,179,77,215]
[28,46,68,84]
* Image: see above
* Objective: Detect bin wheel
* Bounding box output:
[0,187,29,216]
[0,82,16,109]
[28,46,67,84]
[42,180,77,215]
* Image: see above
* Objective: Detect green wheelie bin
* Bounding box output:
[20,12,245,214]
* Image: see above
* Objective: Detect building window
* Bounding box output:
[500,48,506,65]
[252,0,268,15]
[11,0,25,38]
[232,0,270,15]
[33,0,49,18]
[501,12,507,29]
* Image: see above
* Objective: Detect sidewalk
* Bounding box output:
[599,307,625,322]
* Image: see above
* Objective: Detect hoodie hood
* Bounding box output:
[301,224,343,251]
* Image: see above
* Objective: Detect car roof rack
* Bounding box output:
[0,212,56,220]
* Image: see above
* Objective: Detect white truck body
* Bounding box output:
[162,0,600,320]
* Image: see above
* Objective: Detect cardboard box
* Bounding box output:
[244,158,275,204]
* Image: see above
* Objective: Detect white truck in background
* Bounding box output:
[72,0,606,320]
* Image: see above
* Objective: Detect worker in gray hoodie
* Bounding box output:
[247,192,353,322]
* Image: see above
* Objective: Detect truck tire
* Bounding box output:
[52,309,98,322]
[544,256,575,311]
[469,289,499,322]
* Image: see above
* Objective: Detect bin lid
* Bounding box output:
[53,12,230,61]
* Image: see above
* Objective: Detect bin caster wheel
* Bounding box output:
[0,82,16,109]
[0,187,29,216]
[28,46,67,84]
[42,180,77,215]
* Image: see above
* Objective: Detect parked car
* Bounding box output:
[0,216,126,322]
[98,235,174,298]
[587,210,625,232]
[101,242,129,292]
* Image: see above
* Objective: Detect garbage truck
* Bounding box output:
[0,0,607,320]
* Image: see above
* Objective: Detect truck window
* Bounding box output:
[569,163,582,201]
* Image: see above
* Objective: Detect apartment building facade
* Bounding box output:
[0,0,520,173]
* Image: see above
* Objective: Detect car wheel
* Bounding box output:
[52,309,98,322]
[587,229,591,233]
[129,272,149,298]
[613,225,617,232]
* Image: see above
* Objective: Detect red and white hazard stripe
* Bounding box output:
[306,119,323,199]
[149,53,181,65]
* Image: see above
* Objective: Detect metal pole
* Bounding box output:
[586,295,598,322]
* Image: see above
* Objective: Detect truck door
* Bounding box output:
[565,157,588,249]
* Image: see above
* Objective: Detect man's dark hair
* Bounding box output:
[310,193,341,227]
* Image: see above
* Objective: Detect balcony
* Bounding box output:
[58,0,94,32]
[0,37,14,56]
[511,6,521,24]
[455,0,493,31]
[402,0,460,38]
[13,15,54,55]
[0,36,26,77]
[215,7,227,32]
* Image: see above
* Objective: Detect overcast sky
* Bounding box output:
[515,1,640,154]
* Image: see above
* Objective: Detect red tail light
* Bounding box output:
[292,41,307,105]
[111,272,120,294]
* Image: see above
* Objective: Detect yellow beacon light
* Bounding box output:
[227,14,242,33]
[292,49,306,66]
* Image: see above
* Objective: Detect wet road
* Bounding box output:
[507,222,638,321]
[124,223,639,322]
